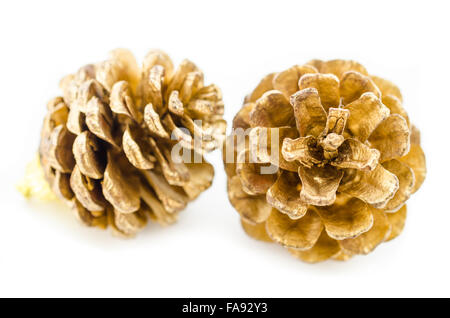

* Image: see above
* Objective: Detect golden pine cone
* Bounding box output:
[39,49,226,237]
[224,59,426,262]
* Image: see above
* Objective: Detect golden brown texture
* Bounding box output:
[37,48,225,236]
[224,59,426,262]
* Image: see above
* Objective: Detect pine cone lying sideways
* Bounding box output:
[224,60,426,262]
[39,49,225,237]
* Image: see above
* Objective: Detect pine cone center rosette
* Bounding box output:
[39,49,226,237]
[224,60,426,262]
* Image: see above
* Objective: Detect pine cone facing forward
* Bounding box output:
[224,60,426,262]
[39,49,226,237]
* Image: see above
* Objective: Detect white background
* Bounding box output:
[0,0,449,297]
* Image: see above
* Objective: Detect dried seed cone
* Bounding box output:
[224,60,426,262]
[39,49,225,237]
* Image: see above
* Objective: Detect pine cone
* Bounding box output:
[224,60,426,262]
[39,49,225,237]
